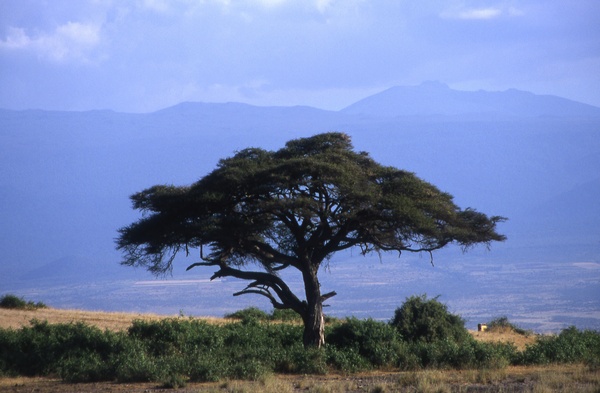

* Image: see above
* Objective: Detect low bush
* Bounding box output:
[271,308,301,322]
[0,320,121,377]
[224,307,271,321]
[487,316,530,335]
[0,294,47,310]
[327,318,403,368]
[404,337,518,370]
[1,303,598,383]
[519,326,600,365]
[390,295,470,344]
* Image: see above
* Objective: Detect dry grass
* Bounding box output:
[470,326,537,351]
[0,307,228,331]
[3,365,597,392]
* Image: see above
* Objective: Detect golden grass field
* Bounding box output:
[0,307,598,392]
[0,307,228,331]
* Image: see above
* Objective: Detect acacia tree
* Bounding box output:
[117,132,505,348]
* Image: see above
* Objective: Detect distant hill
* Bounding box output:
[341,81,600,118]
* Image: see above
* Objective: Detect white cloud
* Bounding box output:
[315,0,333,13]
[0,22,101,63]
[458,8,502,20]
[0,27,31,50]
[255,0,287,7]
[440,4,523,20]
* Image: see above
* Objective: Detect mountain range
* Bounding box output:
[1,82,599,331]
[343,81,600,118]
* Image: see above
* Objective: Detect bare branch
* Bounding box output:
[186,261,217,271]
[233,287,287,310]
[321,291,337,302]
[203,264,305,313]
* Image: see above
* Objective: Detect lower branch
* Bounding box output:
[233,287,286,309]
[187,260,305,314]
[321,291,337,302]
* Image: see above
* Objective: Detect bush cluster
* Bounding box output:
[1,297,598,384]
[0,294,47,310]
[518,326,600,366]
[225,307,338,323]
[390,294,470,344]
[486,316,530,336]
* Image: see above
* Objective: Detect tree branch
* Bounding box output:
[188,262,305,314]
[321,291,337,302]
[185,261,217,271]
[233,286,287,310]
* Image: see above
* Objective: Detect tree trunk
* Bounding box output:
[301,267,325,349]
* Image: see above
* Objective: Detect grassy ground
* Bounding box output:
[1,364,598,392]
[0,307,228,331]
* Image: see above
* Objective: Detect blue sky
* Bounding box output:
[1,0,599,112]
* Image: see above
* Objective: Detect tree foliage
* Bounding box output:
[117,132,505,347]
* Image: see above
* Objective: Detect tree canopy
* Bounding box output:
[117,132,505,347]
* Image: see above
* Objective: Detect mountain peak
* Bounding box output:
[418,80,450,90]
[341,83,600,118]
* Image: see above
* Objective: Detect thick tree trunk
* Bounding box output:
[301,267,325,349]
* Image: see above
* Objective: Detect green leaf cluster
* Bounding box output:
[118,132,506,275]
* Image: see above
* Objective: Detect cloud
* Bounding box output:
[457,8,502,20]
[255,0,287,7]
[0,27,30,50]
[1,0,598,111]
[440,5,523,20]
[0,21,101,63]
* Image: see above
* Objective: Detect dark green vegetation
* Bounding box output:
[1,298,598,386]
[487,316,531,336]
[391,294,470,344]
[0,294,47,310]
[225,307,306,322]
[117,132,505,348]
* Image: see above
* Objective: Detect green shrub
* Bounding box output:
[57,350,114,383]
[520,326,600,365]
[224,307,271,322]
[487,316,529,335]
[113,338,160,382]
[390,294,469,344]
[271,308,301,322]
[327,318,402,368]
[160,373,188,389]
[5,310,595,383]
[0,294,47,310]
[325,346,370,373]
[404,338,516,370]
[285,347,328,375]
[127,317,223,356]
[0,320,121,377]
[188,355,230,382]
